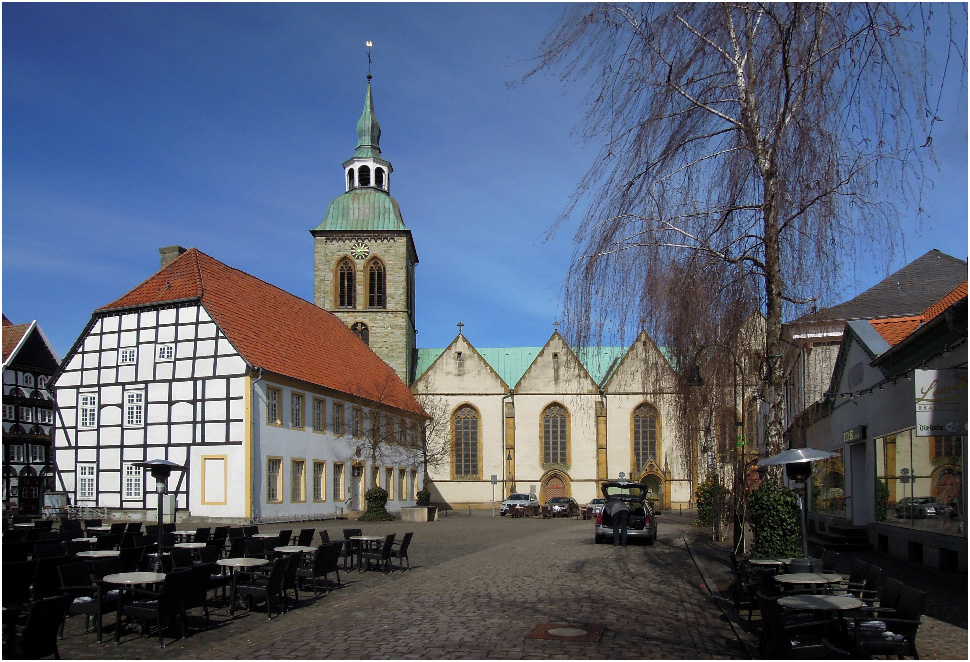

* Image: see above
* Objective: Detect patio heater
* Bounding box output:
[134,459,186,572]
[758,447,836,563]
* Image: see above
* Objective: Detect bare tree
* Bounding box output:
[528,2,965,457]
[412,390,452,493]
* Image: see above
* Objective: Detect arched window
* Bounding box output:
[368,260,386,309]
[347,168,355,190]
[375,167,385,189]
[337,259,356,309]
[358,165,371,187]
[453,405,479,477]
[351,322,369,345]
[633,403,658,471]
[542,404,568,465]
[23,374,34,388]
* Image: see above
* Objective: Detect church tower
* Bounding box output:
[312,76,418,384]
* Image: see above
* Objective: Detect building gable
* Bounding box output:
[603,331,675,393]
[411,334,507,395]
[515,333,598,395]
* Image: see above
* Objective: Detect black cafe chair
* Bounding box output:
[390,532,413,571]
[5,594,72,660]
[360,534,395,574]
[297,542,343,595]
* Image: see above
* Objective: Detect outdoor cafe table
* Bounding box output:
[102,571,166,643]
[217,557,269,617]
[174,542,207,550]
[774,572,844,591]
[778,594,863,612]
[252,532,279,539]
[349,535,384,571]
[75,537,98,544]
[275,545,316,554]
[748,557,794,567]
[76,549,121,558]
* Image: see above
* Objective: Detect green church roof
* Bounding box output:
[416,345,635,388]
[313,188,408,232]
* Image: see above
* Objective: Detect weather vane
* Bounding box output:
[366,40,373,80]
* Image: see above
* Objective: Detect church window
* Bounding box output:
[375,167,385,189]
[358,165,371,187]
[633,403,659,472]
[368,261,386,309]
[542,404,568,465]
[453,405,479,478]
[338,259,356,309]
[352,322,369,345]
[347,168,355,190]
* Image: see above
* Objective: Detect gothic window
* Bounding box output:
[633,403,659,472]
[358,165,371,187]
[375,167,385,189]
[338,259,356,309]
[368,260,386,309]
[453,405,479,478]
[347,168,355,190]
[542,404,568,465]
[352,322,369,345]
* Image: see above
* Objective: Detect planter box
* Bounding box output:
[401,506,438,523]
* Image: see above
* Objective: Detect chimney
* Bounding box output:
[159,246,187,270]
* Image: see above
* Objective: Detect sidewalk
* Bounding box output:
[684,528,968,660]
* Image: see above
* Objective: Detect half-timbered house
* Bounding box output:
[3,316,61,514]
[52,248,427,521]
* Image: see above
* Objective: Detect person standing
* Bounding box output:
[604,498,630,546]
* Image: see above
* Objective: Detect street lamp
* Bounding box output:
[686,344,747,554]
[759,447,836,562]
[134,459,185,572]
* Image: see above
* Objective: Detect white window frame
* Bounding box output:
[333,463,344,501]
[38,408,54,425]
[332,402,345,436]
[9,444,26,463]
[2,404,14,421]
[291,393,304,429]
[385,467,394,499]
[29,445,45,464]
[313,461,326,501]
[19,406,33,424]
[78,464,96,500]
[125,391,145,427]
[124,463,143,499]
[157,344,175,361]
[312,398,325,432]
[79,393,98,428]
[22,373,34,388]
[291,459,306,502]
[266,387,280,425]
[119,347,137,364]
[267,458,282,502]
[352,407,363,438]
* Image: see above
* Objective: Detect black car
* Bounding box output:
[594,480,658,545]
[546,496,579,517]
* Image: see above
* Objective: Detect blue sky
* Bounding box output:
[2,2,967,360]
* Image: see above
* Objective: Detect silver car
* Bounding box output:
[587,497,607,517]
[500,492,538,515]
[594,481,658,545]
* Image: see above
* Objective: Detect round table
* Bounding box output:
[217,557,270,616]
[102,571,166,643]
[748,557,792,567]
[778,594,863,611]
[350,536,385,572]
[252,532,279,539]
[86,525,112,532]
[175,542,207,549]
[276,545,316,554]
[774,572,844,591]
[76,549,121,558]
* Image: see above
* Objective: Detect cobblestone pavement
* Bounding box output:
[54,509,967,659]
[59,510,746,659]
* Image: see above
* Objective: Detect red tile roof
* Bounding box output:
[870,280,968,347]
[2,319,31,364]
[98,249,426,418]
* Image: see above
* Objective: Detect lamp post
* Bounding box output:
[759,447,836,561]
[134,459,185,572]
[686,344,746,554]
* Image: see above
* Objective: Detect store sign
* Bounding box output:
[915,369,968,437]
[843,425,866,444]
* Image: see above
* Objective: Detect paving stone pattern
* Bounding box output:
[59,511,745,659]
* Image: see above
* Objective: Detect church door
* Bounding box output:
[544,475,566,501]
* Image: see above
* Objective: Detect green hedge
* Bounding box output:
[695,476,729,526]
[359,486,394,522]
[748,479,801,558]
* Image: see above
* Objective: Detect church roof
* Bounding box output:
[313,188,408,232]
[415,344,631,388]
[93,248,426,418]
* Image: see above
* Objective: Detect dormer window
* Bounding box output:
[358,165,371,187]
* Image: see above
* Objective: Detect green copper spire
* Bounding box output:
[355,79,381,159]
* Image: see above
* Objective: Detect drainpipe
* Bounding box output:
[250,367,263,523]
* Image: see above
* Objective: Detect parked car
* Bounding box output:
[594,480,658,545]
[500,492,539,515]
[587,497,607,517]
[894,496,945,519]
[546,496,579,517]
